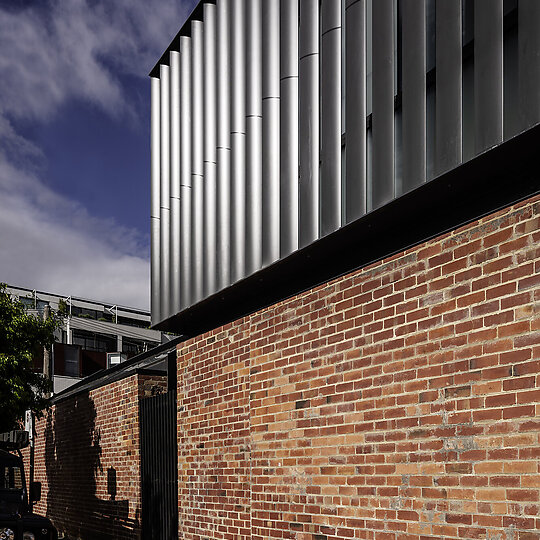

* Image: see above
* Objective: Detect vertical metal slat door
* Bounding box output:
[140,391,178,539]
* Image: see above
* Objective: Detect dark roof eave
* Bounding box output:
[154,122,540,337]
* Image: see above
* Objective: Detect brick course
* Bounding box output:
[27,372,165,539]
[177,195,540,539]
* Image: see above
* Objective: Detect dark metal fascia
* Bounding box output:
[136,367,167,377]
[154,122,540,337]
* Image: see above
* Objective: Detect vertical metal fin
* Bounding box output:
[518,0,540,130]
[372,0,394,208]
[217,0,231,290]
[150,77,161,325]
[169,51,181,316]
[191,21,204,303]
[230,0,247,282]
[320,0,342,235]
[280,0,299,257]
[180,36,192,311]
[262,0,281,266]
[435,0,462,175]
[345,0,366,222]
[299,0,320,247]
[402,0,426,192]
[246,0,263,274]
[475,0,503,153]
[204,4,217,297]
[159,64,171,319]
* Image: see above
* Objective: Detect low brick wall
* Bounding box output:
[177,195,540,539]
[29,372,165,540]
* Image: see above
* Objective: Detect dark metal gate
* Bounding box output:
[140,390,178,539]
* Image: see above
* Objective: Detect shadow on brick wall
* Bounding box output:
[44,392,139,539]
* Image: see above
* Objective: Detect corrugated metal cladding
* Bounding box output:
[151,0,540,326]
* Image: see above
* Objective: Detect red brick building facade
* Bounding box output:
[27,194,538,538]
[176,195,539,539]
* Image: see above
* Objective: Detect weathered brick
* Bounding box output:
[29,195,540,540]
[25,374,155,539]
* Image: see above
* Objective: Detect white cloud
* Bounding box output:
[0,153,151,309]
[0,0,192,121]
[0,115,44,167]
[0,0,194,309]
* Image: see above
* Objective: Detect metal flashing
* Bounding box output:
[154,122,540,337]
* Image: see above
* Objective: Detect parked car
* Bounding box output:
[0,431,57,540]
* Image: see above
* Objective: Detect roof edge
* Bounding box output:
[149,0,215,78]
[154,123,540,337]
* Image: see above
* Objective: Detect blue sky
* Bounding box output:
[0,0,196,309]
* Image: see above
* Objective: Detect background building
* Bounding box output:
[7,284,171,393]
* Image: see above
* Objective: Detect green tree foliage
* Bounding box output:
[0,284,58,432]
[57,298,68,317]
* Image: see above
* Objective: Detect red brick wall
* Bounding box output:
[178,320,252,538]
[138,373,168,398]
[28,373,164,540]
[177,195,540,539]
